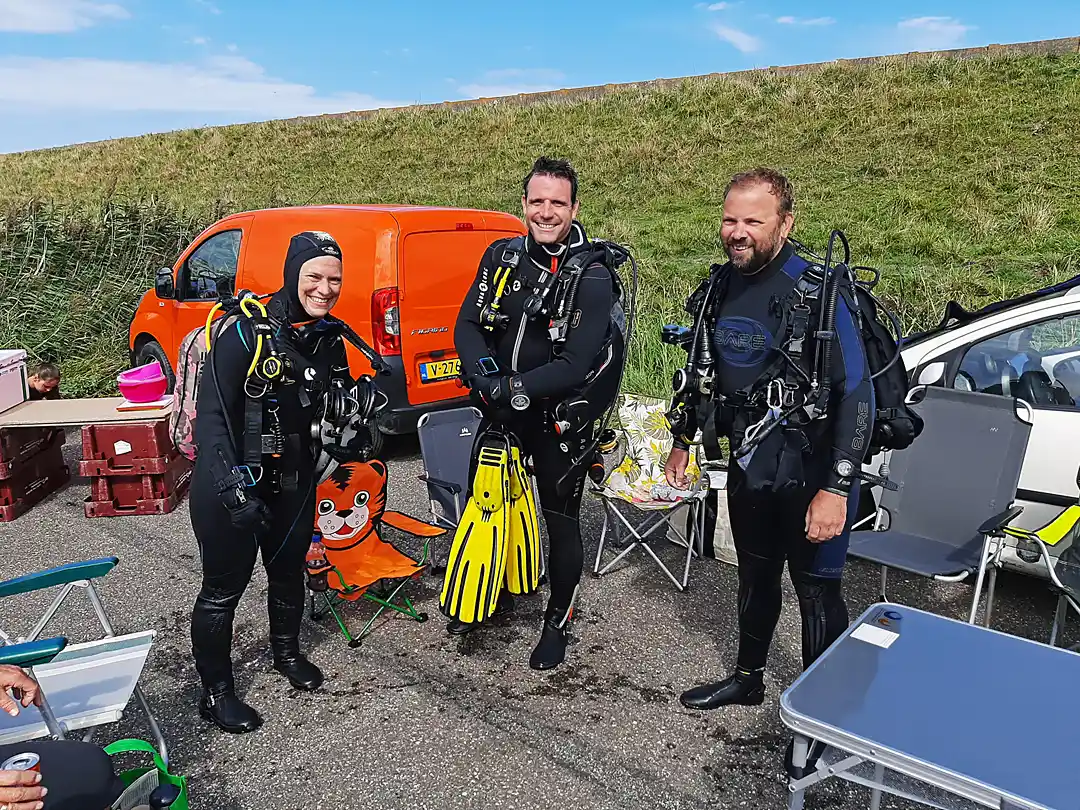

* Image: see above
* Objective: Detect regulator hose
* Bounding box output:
[811,230,849,414]
[555,245,639,495]
[206,291,273,463]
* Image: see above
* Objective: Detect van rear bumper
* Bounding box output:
[371,356,470,435]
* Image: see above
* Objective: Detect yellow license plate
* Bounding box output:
[419,358,460,383]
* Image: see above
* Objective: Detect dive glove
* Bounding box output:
[212,452,273,535]
[225,495,273,535]
[470,374,508,405]
[471,374,530,411]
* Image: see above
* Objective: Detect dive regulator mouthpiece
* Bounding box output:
[672,368,690,395]
[523,293,544,318]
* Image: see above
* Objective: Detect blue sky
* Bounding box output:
[1,0,1077,154]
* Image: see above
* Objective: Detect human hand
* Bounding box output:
[805,490,848,543]
[664,448,690,489]
[0,665,41,716]
[0,767,47,810]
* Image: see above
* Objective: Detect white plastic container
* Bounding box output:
[0,350,29,414]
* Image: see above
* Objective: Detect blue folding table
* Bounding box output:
[780,603,1080,810]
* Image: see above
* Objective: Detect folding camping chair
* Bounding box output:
[590,394,712,592]
[417,406,485,532]
[847,385,1034,628]
[306,459,443,647]
[0,636,184,809]
[0,557,169,764]
[417,405,547,578]
[992,462,1080,649]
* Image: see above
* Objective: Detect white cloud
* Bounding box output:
[777,15,835,25]
[895,16,974,50]
[189,36,209,46]
[710,23,760,53]
[0,55,407,116]
[192,0,221,14]
[455,68,566,99]
[706,2,730,9]
[0,0,128,33]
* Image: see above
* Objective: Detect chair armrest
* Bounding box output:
[978,505,1025,536]
[0,557,119,599]
[0,636,67,668]
[417,475,462,495]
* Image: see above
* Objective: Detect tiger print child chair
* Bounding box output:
[305,459,446,647]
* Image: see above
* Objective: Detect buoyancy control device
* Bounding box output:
[662,230,923,489]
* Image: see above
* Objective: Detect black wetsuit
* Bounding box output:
[681,242,873,674]
[189,239,352,712]
[455,220,623,627]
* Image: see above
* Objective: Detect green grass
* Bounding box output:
[1,50,1079,398]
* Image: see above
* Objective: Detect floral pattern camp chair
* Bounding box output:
[590,393,713,591]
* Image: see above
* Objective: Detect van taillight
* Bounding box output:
[371,287,400,356]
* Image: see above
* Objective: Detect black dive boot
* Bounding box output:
[191,589,262,733]
[446,591,515,636]
[679,668,765,710]
[529,602,571,671]
[268,579,323,691]
[198,681,263,734]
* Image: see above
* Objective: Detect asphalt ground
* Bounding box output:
[2,429,1074,810]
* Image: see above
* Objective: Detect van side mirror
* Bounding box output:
[155,267,175,299]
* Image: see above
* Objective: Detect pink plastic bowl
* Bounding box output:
[118,360,167,403]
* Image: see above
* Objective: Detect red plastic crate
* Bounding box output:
[78,452,176,477]
[0,437,66,506]
[0,449,71,522]
[87,454,192,508]
[81,419,174,468]
[0,427,62,478]
[84,489,185,518]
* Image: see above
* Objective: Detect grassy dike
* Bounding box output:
[1,50,1078,397]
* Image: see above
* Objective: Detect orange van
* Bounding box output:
[128,204,527,435]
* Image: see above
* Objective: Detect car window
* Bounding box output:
[181,230,241,301]
[953,313,1080,410]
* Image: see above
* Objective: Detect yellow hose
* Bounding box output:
[203,296,271,377]
[238,297,268,378]
[204,303,223,350]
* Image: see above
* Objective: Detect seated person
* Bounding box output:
[27,364,60,401]
[0,663,125,809]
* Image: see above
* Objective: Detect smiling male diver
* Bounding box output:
[444,156,631,670]
[663,169,872,747]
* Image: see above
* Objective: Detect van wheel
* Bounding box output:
[367,425,386,460]
[136,340,176,393]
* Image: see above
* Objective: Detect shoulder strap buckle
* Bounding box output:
[500,236,525,268]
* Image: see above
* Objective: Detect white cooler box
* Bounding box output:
[0,349,28,414]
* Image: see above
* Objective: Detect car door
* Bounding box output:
[910,305,1080,530]
[173,221,251,345]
